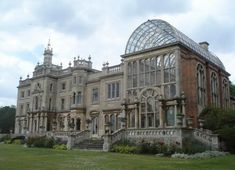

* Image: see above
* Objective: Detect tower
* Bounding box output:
[43,39,53,66]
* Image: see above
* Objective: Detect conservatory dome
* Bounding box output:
[125,19,225,70]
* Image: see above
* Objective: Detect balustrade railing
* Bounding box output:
[193,129,219,149]
[126,128,179,138]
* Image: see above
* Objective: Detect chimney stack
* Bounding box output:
[199,41,209,51]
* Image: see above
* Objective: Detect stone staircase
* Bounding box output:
[76,138,104,150]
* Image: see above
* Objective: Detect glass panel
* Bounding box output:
[166,106,175,126]
[147,113,154,127]
[147,97,154,112]
[141,114,146,128]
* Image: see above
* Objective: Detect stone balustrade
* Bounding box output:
[107,64,121,73]
[126,128,179,138]
[193,129,219,149]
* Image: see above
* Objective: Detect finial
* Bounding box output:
[37,62,39,66]
[103,62,106,67]
[69,61,71,67]
[48,38,51,47]
[88,55,91,61]
[106,61,109,67]
[27,74,29,79]
[20,77,22,81]
[77,55,80,60]
[60,62,62,67]
[74,57,76,61]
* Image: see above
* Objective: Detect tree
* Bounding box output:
[0,106,16,133]
[200,107,235,153]
[229,81,235,97]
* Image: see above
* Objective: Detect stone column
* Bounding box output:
[65,116,68,131]
[126,112,130,128]
[174,104,177,127]
[44,113,47,132]
[74,117,77,131]
[175,48,181,97]
[159,101,163,127]
[134,105,139,128]
[36,113,39,132]
[182,98,186,127]
[29,114,32,133]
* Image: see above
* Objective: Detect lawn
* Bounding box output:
[0,144,234,170]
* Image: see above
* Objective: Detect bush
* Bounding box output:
[217,128,235,153]
[53,144,67,150]
[26,136,55,148]
[0,135,11,142]
[111,144,138,154]
[12,139,23,145]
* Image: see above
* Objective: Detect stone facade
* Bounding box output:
[15,20,230,149]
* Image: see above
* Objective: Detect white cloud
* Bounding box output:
[0,0,235,106]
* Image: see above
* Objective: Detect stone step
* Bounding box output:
[76,138,104,150]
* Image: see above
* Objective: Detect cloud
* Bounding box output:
[0,0,235,107]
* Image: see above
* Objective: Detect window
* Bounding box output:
[20,104,24,114]
[77,92,82,104]
[165,106,175,126]
[197,64,206,106]
[49,98,52,111]
[21,91,24,98]
[49,83,53,92]
[61,82,66,90]
[78,76,82,84]
[73,76,76,84]
[140,89,160,128]
[222,79,230,108]
[27,90,30,96]
[61,98,65,110]
[72,92,76,104]
[35,96,39,110]
[26,103,30,112]
[92,88,99,103]
[164,53,175,83]
[107,82,120,99]
[211,72,219,106]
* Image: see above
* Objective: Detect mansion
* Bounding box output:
[15,19,230,150]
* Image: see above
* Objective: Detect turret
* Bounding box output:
[43,39,53,66]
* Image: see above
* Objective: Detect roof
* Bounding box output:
[125,19,225,70]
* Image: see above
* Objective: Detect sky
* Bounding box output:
[0,0,235,106]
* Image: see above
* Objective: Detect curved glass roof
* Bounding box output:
[125,19,225,70]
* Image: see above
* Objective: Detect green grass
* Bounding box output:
[0,144,235,170]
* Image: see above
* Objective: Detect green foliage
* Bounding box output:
[53,144,67,150]
[200,107,235,153]
[229,82,235,97]
[181,138,209,154]
[12,139,23,145]
[0,106,16,133]
[26,136,55,148]
[0,135,11,142]
[217,128,235,153]
[111,144,138,154]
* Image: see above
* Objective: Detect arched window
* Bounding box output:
[163,53,175,83]
[197,64,206,106]
[140,89,159,128]
[211,72,219,106]
[222,79,230,108]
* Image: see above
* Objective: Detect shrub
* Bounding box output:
[26,136,55,148]
[12,139,22,145]
[53,144,67,150]
[0,135,11,142]
[111,144,138,154]
[217,128,235,153]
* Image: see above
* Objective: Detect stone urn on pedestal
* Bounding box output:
[198,118,204,130]
[186,117,193,129]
